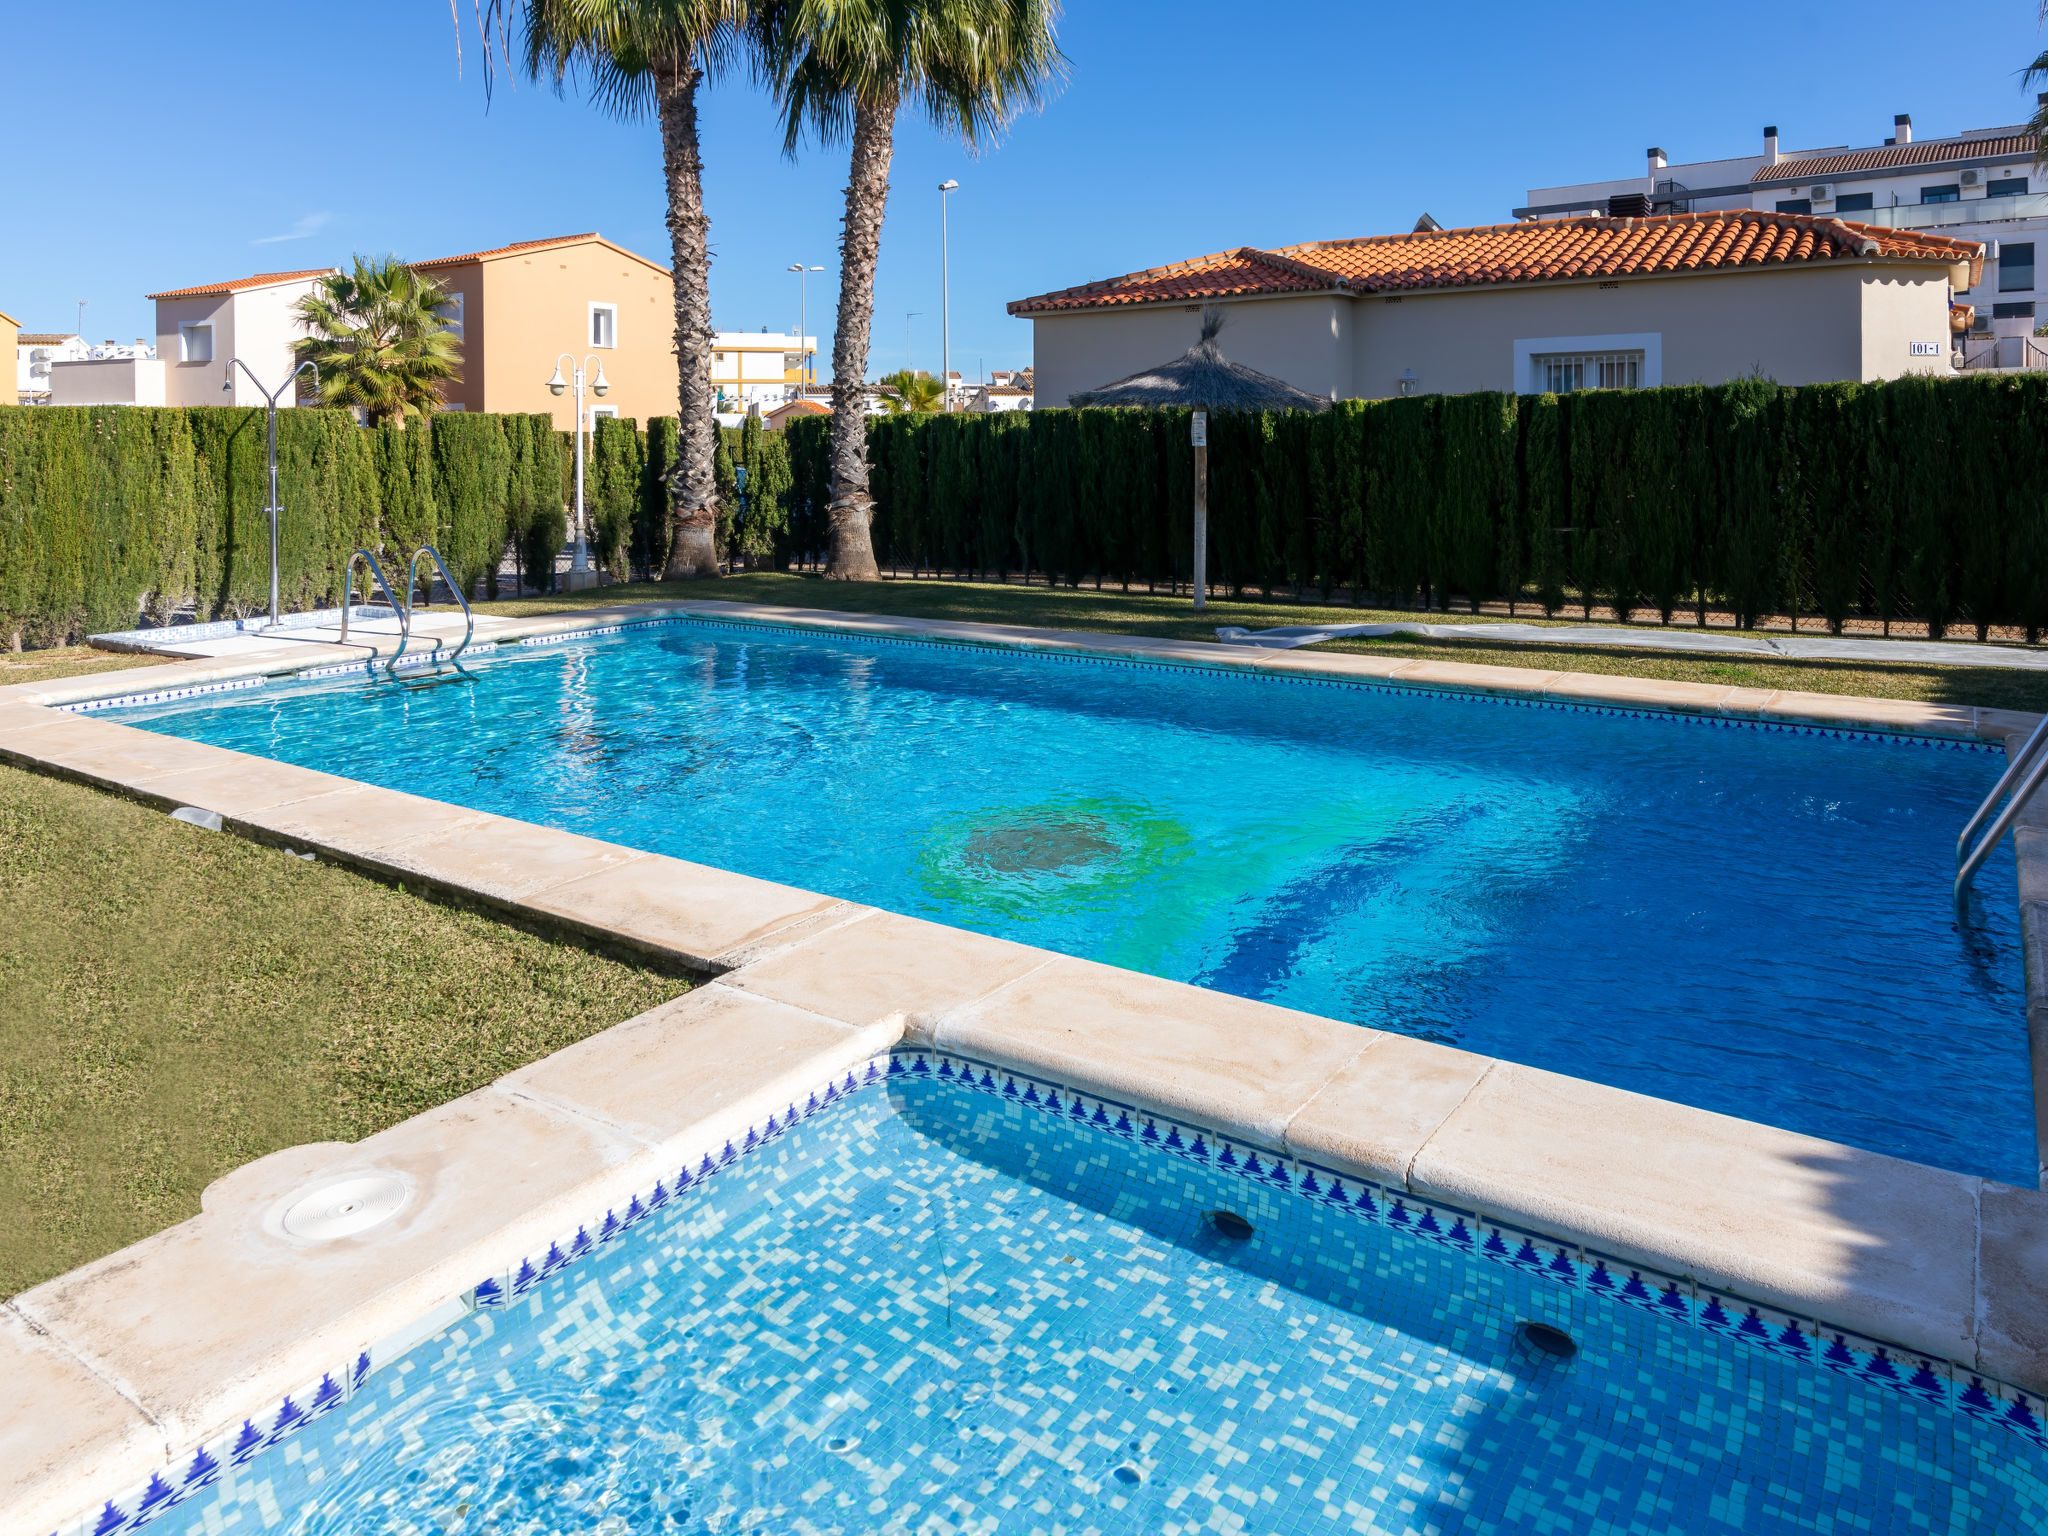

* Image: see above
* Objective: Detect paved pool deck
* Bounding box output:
[3,600,2047,1536]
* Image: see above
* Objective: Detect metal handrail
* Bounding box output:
[399,544,474,672]
[1954,714,2048,912]
[339,549,406,657]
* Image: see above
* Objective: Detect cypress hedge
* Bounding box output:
[0,405,559,645]
[784,373,2048,636]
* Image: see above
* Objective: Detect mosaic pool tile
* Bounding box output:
[52,1047,2048,1536]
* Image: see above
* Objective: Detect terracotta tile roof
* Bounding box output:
[1008,212,1983,315]
[1753,134,2035,184]
[145,268,336,300]
[17,332,77,345]
[412,233,602,267]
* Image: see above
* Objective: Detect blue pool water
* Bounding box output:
[124,619,2032,1181]
[139,1067,2046,1536]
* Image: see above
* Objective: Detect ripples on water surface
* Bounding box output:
[127,621,2032,1180]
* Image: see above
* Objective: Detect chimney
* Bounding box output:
[1895,113,1912,145]
[1763,126,1780,166]
[1647,147,1667,178]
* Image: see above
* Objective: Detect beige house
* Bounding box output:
[712,329,815,414]
[1011,211,1983,405]
[145,268,336,407]
[413,233,679,430]
[0,310,18,398]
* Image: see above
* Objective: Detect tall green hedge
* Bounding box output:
[0,405,560,645]
[784,373,2048,636]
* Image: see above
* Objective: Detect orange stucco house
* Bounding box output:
[414,233,679,431]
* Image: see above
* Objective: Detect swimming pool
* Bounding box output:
[118,617,2032,1183]
[122,1053,2046,1536]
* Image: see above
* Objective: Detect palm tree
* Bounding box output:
[766,0,1062,579]
[477,0,737,579]
[293,256,462,424]
[877,368,944,413]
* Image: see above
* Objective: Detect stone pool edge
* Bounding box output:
[0,608,2044,1532]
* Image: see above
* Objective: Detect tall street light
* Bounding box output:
[546,352,609,585]
[787,264,823,385]
[221,356,318,629]
[938,180,958,410]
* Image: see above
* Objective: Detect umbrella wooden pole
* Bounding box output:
[1192,441,1208,612]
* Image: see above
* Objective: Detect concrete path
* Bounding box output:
[97,609,521,665]
[1216,619,2048,671]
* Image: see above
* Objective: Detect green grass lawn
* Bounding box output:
[2,645,175,689]
[474,571,2048,715]
[0,764,683,1297]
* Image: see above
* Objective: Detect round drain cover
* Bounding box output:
[281,1173,410,1241]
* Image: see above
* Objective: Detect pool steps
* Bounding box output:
[3,602,2048,1534]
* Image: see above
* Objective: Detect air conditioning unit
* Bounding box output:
[1962,170,1980,186]
[1809,184,1834,201]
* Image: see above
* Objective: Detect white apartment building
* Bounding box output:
[22,334,160,406]
[17,332,90,403]
[711,329,816,412]
[967,384,1034,412]
[144,267,336,407]
[1521,109,2048,368]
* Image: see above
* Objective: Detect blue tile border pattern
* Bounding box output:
[59,608,2006,754]
[56,678,269,714]
[54,1043,2046,1536]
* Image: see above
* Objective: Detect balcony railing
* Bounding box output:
[1841,192,2048,230]
[1956,335,2048,371]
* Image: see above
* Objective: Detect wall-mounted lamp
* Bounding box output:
[1398,369,1418,397]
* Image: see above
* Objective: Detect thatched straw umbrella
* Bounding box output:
[1071,308,1330,610]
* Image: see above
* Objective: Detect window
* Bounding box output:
[1988,177,2029,198]
[1532,350,1642,392]
[1993,301,2036,320]
[1835,192,1874,212]
[178,322,212,363]
[1774,198,1812,215]
[590,405,618,421]
[439,291,463,340]
[589,302,617,349]
[2000,243,2035,293]
[1921,184,1961,204]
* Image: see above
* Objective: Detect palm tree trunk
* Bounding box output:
[824,91,897,581]
[654,52,721,581]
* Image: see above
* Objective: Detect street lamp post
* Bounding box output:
[938,180,958,410]
[787,263,822,385]
[221,356,318,629]
[545,353,610,588]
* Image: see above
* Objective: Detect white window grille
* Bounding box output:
[1531,350,1642,393]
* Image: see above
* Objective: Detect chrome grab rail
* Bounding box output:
[1954,713,2048,913]
[399,544,474,672]
[339,549,406,657]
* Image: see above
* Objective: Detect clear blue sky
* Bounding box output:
[6,1,2042,382]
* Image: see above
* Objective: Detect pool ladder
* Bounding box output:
[1955,713,2048,913]
[338,545,474,679]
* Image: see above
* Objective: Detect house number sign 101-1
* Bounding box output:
[1908,341,1942,357]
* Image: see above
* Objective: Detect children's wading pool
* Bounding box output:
[128,1059,2048,1536]
[121,619,2032,1181]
